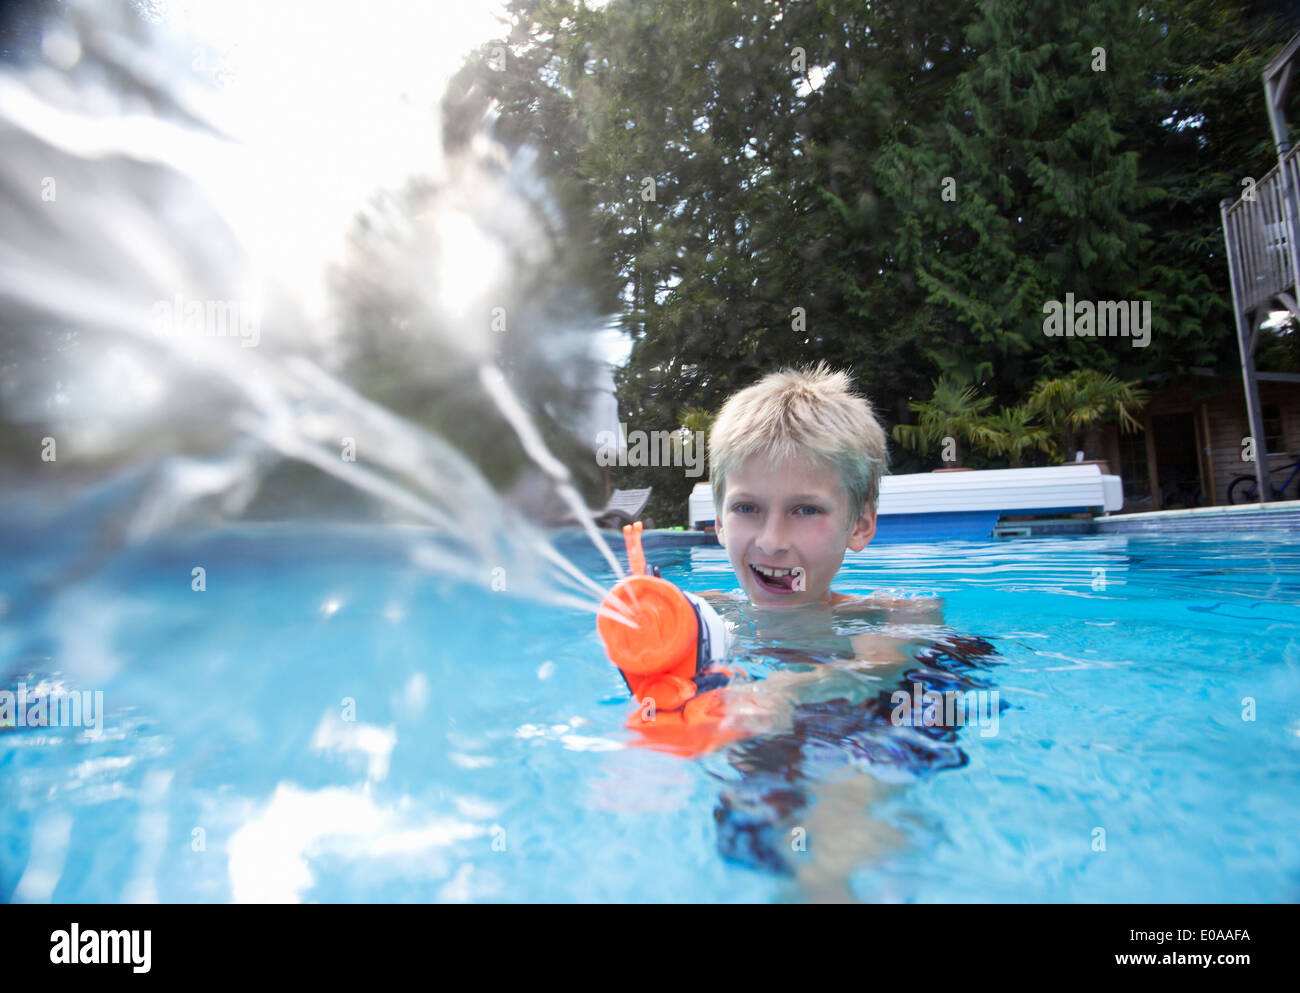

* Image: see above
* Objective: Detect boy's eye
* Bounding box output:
[795,505,823,516]
[732,503,757,514]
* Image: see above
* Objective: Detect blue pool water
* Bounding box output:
[3,524,1300,902]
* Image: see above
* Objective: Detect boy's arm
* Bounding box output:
[848,633,914,666]
[845,592,945,667]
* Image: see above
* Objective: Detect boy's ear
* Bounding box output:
[714,514,726,547]
[846,506,877,552]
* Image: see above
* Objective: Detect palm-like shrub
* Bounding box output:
[980,404,1055,467]
[1025,370,1147,460]
[892,370,1145,469]
[892,377,997,468]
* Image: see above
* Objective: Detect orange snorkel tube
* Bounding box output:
[596,521,745,757]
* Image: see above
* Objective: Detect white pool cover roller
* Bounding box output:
[876,464,1122,516]
[688,464,1123,528]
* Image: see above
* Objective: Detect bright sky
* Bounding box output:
[154,0,634,365]
[159,0,509,195]
[140,3,501,312]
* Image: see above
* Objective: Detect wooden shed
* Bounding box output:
[1092,369,1300,510]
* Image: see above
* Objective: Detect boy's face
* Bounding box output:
[714,451,876,609]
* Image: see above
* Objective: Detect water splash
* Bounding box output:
[0,0,626,615]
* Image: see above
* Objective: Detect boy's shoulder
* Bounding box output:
[831,589,940,609]
[831,590,945,628]
[694,589,743,605]
[694,589,940,613]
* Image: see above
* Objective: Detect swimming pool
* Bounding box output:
[3,522,1299,903]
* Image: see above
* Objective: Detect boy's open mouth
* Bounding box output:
[749,563,800,594]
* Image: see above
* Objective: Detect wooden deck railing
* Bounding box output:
[1222,142,1300,313]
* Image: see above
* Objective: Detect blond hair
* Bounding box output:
[708,362,888,519]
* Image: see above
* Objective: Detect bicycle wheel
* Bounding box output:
[1227,476,1259,504]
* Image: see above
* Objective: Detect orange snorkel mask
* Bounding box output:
[596,521,746,757]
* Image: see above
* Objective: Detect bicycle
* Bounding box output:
[1227,460,1300,503]
[1160,477,1202,509]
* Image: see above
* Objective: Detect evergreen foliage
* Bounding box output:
[445,0,1300,522]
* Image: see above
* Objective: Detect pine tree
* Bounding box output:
[876,0,1168,392]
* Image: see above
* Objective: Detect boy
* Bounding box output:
[692,363,999,901]
[702,361,938,658]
